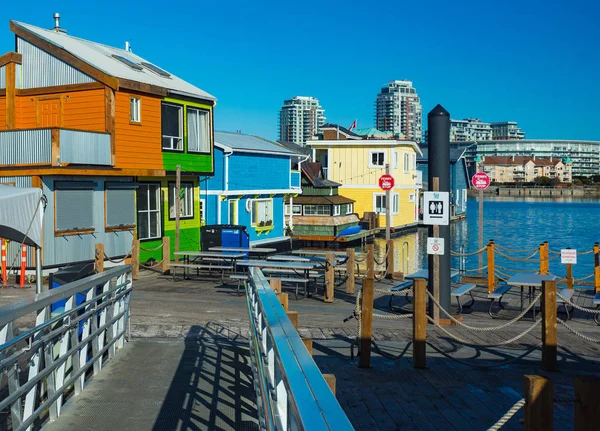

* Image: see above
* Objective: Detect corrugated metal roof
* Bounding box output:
[13,21,216,102]
[214,131,299,155]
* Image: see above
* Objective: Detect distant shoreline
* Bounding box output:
[467,186,600,197]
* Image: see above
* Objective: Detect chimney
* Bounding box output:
[52,13,67,33]
[125,41,131,52]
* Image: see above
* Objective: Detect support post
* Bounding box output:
[566,263,573,290]
[94,243,104,273]
[594,243,599,293]
[175,165,181,262]
[575,375,600,431]
[287,311,299,330]
[539,243,545,274]
[542,280,557,371]
[478,187,484,274]
[524,375,553,431]
[277,293,289,311]
[487,240,495,293]
[131,240,140,281]
[302,338,313,356]
[35,248,42,294]
[324,252,335,303]
[345,248,355,294]
[359,243,375,368]
[385,163,391,241]
[430,177,440,323]
[19,244,26,287]
[386,239,395,279]
[269,278,282,294]
[323,374,336,396]
[413,278,427,369]
[162,236,170,274]
[1,238,7,287]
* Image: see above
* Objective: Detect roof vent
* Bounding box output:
[52,13,67,33]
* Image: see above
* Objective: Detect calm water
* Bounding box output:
[371,196,600,281]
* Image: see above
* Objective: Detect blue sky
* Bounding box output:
[2,0,599,141]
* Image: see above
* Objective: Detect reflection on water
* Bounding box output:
[365,196,600,280]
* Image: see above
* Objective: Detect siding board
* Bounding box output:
[0,96,5,130]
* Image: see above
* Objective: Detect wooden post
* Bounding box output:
[287,311,299,330]
[302,338,313,356]
[131,240,140,280]
[277,293,289,311]
[345,248,355,294]
[175,165,181,262]
[524,375,553,431]
[269,278,282,294]
[487,240,495,293]
[432,177,440,323]
[542,280,557,371]
[162,236,170,274]
[544,242,550,275]
[359,243,375,368]
[386,239,394,279]
[566,263,573,290]
[94,243,104,273]
[323,374,336,396]
[594,243,599,293]
[575,375,600,430]
[478,185,484,275]
[539,243,545,275]
[413,278,427,369]
[324,252,335,303]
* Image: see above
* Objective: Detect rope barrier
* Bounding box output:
[452,265,488,273]
[574,273,595,282]
[374,287,413,296]
[495,249,540,262]
[103,249,133,264]
[354,249,370,263]
[373,245,389,266]
[426,341,540,369]
[496,265,535,273]
[487,398,526,431]
[374,312,413,320]
[139,242,165,253]
[556,292,600,314]
[141,258,165,268]
[450,246,487,257]
[558,318,600,343]
[495,244,539,254]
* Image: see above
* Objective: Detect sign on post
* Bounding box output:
[472,172,491,190]
[378,174,394,191]
[561,249,577,264]
[427,237,445,255]
[423,191,449,225]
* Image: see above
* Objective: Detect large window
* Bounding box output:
[285,204,302,215]
[252,199,273,226]
[137,184,161,240]
[187,107,210,153]
[130,98,141,123]
[168,182,194,219]
[369,151,386,168]
[105,183,136,230]
[55,182,95,234]
[303,205,330,216]
[162,103,183,150]
[374,193,399,214]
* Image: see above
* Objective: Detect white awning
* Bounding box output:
[0,185,44,248]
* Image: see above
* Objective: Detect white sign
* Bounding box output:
[423,191,449,225]
[427,237,445,255]
[561,249,577,264]
[415,171,423,188]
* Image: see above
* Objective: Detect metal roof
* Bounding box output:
[13,21,216,102]
[214,131,299,155]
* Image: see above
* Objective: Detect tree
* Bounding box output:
[534,176,552,186]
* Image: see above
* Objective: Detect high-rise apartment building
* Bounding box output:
[450,118,493,142]
[375,80,422,142]
[279,96,325,146]
[490,121,526,140]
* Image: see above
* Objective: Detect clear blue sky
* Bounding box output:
[2,0,599,141]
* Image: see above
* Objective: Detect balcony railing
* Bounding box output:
[0,128,112,167]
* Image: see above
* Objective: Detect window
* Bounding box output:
[412,154,416,170]
[137,184,161,240]
[333,205,341,216]
[162,103,183,150]
[55,181,95,234]
[346,203,354,214]
[404,153,410,173]
[374,193,399,214]
[105,183,136,229]
[168,182,194,219]
[374,194,386,213]
[130,98,141,123]
[285,204,302,215]
[303,205,330,216]
[199,199,206,223]
[394,151,399,169]
[187,107,210,153]
[369,151,385,168]
[252,199,273,226]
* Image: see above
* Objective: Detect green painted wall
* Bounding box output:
[162,97,214,174]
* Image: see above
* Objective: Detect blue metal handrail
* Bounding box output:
[246,267,354,430]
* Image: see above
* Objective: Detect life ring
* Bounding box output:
[245,198,253,213]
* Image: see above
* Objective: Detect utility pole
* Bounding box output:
[385,163,391,241]
[175,165,181,262]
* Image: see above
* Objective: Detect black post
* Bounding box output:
[427,104,451,316]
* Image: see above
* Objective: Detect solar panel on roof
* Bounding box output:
[141,62,171,78]
[111,54,143,70]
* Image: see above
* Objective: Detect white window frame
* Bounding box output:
[285,204,302,215]
[368,151,386,168]
[333,205,341,216]
[187,107,211,153]
[373,193,399,215]
[394,151,399,169]
[252,198,273,226]
[199,199,206,224]
[168,182,194,219]
[346,203,354,214]
[303,205,330,216]
[130,97,141,123]
[404,153,410,173]
[137,183,162,240]
[162,102,183,151]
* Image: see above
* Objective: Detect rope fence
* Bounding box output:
[487,398,526,431]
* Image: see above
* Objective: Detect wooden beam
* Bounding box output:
[0,52,22,67]
[118,79,167,97]
[5,62,16,129]
[51,129,60,166]
[324,252,335,303]
[302,338,313,356]
[17,82,104,97]
[386,239,394,279]
[277,293,289,311]
[542,280,557,371]
[359,243,375,368]
[345,248,355,294]
[323,374,336,396]
[0,167,166,177]
[10,22,119,90]
[524,375,553,431]
[131,240,140,281]
[161,237,170,274]
[104,87,116,166]
[31,176,42,189]
[94,243,104,273]
[269,278,282,294]
[287,311,299,330]
[413,278,427,369]
[575,375,600,430]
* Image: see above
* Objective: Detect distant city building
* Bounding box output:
[375,80,422,142]
[479,155,572,183]
[450,118,493,142]
[319,124,395,141]
[452,140,600,178]
[490,121,526,140]
[279,96,326,146]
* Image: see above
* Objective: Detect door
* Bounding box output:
[38,98,62,127]
[229,200,238,225]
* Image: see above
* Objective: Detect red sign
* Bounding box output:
[379,174,395,190]
[472,172,491,190]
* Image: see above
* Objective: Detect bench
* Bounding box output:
[555,288,575,320]
[229,274,249,296]
[451,283,476,314]
[388,280,414,311]
[487,284,511,318]
[168,263,233,282]
[594,292,600,325]
[264,276,310,299]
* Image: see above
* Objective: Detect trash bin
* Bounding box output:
[49,262,95,314]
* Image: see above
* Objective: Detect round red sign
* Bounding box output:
[472,172,491,190]
[379,174,395,190]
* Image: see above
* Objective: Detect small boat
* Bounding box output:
[335,225,362,239]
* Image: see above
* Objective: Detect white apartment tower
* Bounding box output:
[279,96,326,146]
[375,80,422,141]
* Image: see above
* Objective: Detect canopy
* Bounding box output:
[0,185,44,248]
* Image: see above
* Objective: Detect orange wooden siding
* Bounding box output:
[0,96,6,130]
[16,96,36,128]
[114,91,162,170]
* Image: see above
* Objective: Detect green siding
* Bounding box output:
[139,227,199,263]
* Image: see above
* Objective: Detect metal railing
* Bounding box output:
[0,265,133,431]
[246,267,354,430]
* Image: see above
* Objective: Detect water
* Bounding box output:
[371,196,600,283]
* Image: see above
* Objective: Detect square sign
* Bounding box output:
[423,191,449,225]
[561,249,577,264]
[427,237,445,255]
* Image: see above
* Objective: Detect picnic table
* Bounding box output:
[208,246,277,258]
[266,255,311,262]
[405,269,460,280]
[170,251,245,281]
[505,273,558,320]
